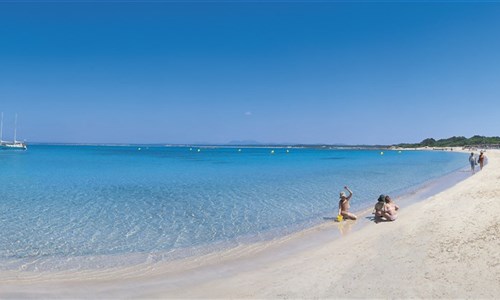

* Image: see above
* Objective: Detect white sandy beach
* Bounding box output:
[1,150,499,299]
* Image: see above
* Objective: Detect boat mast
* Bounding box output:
[14,113,17,143]
[0,112,3,143]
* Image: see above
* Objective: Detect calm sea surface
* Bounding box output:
[0,145,467,270]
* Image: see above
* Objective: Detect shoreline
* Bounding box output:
[1,150,498,298]
[0,151,468,273]
[165,150,500,298]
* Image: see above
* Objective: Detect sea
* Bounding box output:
[0,145,468,271]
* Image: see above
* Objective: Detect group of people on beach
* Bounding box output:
[469,151,486,174]
[337,186,399,223]
[338,151,488,222]
[373,194,399,222]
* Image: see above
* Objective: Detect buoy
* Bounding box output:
[138,148,141,151]
[286,149,289,153]
[380,151,384,155]
[197,149,201,152]
[271,150,275,154]
[189,148,192,151]
[238,149,241,152]
[398,150,402,154]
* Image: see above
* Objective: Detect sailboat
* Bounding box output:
[0,113,27,150]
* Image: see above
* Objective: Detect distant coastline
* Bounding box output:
[23,135,500,149]
[22,142,394,149]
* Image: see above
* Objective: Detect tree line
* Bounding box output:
[396,135,500,148]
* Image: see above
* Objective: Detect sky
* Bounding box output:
[1,1,499,145]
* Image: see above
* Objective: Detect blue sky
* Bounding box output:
[1,1,499,145]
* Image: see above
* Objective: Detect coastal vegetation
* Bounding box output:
[395,135,500,148]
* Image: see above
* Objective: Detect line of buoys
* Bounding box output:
[185,148,297,155]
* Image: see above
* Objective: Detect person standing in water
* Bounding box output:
[469,152,476,174]
[338,186,357,220]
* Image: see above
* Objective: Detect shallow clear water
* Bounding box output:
[0,145,467,269]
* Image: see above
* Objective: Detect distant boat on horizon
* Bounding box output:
[0,112,27,150]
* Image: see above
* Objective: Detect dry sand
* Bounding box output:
[1,150,499,299]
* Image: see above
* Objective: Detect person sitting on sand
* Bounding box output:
[373,194,387,220]
[383,195,399,221]
[338,186,357,220]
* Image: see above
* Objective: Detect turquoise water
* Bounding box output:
[0,145,467,269]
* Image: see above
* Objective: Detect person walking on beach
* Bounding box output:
[469,152,476,174]
[338,186,357,220]
[478,151,486,170]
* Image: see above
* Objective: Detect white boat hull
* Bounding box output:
[0,142,27,150]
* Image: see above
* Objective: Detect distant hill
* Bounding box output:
[396,135,500,148]
[226,140,263,145]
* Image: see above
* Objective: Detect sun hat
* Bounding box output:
[339,192,346,198]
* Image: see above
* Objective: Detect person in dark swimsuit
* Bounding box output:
[478,151,486,170]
